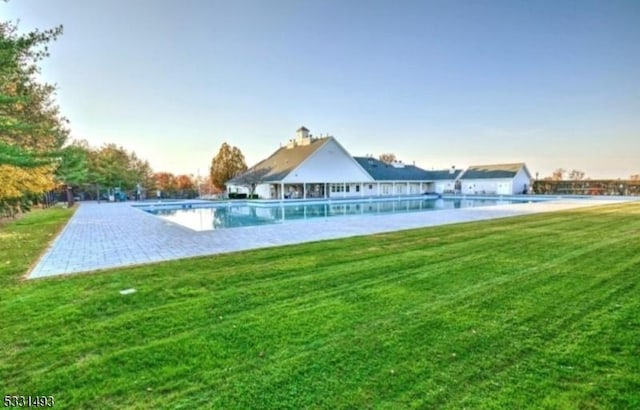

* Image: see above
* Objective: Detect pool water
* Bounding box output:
[142,197,539,231]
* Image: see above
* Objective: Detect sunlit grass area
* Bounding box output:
[1,203,639,409]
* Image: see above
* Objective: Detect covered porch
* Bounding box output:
[271,183,328,200]
[268,181,436,200]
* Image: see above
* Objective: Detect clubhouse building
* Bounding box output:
[227,127,531,199]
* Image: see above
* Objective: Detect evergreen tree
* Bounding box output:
[0,18,67,215]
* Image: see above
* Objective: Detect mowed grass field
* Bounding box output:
[1,202,639,409]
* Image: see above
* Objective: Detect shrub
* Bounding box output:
[228,193,247,199]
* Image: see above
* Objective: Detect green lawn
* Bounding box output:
[1,203,639,409]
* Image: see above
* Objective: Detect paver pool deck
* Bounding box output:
[28,198,632,279]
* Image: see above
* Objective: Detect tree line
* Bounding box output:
[47,139,216,203]
[542,168,640,181]
[0,11,258,214]
[0,17,211,216]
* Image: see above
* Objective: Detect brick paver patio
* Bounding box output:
[28,198,629,279]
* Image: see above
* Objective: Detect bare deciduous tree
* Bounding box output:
[551,168,565,181]
[568,169,586,181]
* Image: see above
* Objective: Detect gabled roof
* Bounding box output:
[228,137,330,183]
[460,163,527,179]
[354,157,432,181]
[296,126,309,132]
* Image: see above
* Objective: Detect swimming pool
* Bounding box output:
[140,197,541,231]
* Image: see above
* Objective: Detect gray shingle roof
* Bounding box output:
[353,157,433,181]
[460,163,526,179]
[425,169,464,180]
[228,137,330,183]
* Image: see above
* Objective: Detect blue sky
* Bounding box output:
[3,0,639,178]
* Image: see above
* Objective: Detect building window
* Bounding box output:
[346,185,350,193]
[369,184,373,190]
[331,185,336,193]
[356,185,360,192]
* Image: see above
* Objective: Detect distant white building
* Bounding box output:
[352,158,462,196]
[227,127,531,199]
[458,163,532,195]
[426,167,463,195]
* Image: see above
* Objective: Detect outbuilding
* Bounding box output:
[458,163,532,195]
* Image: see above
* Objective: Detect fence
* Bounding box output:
[532,180,640,196]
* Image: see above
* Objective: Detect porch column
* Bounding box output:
[392,182,395,196]
[280,183,284,200]
[407,182,410,195]
[343,182,346,198]
[378,183,381,196]
[303,183,306,199]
